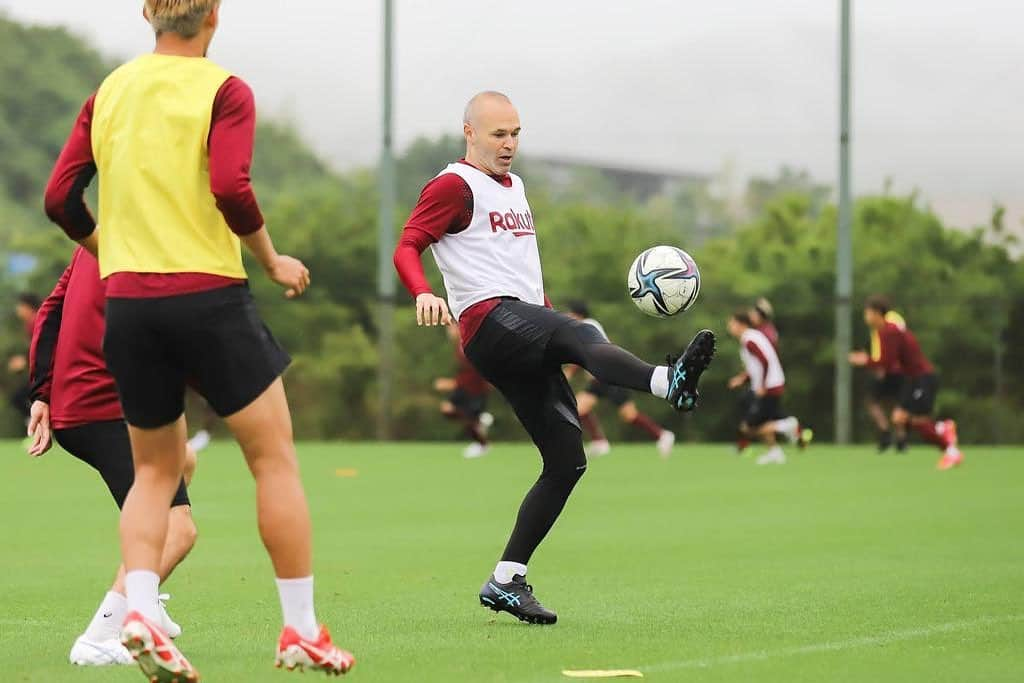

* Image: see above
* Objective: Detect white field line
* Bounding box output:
[640,614,1024,674]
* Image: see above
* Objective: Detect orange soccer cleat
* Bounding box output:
[276,625,355,675]
[120,610,199,683]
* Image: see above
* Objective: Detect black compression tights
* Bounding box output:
[501,419,588,563]
[546,323,657,393]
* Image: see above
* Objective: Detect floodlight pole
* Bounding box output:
[835,0,854,443]
[377,0,396,440]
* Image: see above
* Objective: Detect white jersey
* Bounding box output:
[582,317,609,341]
[740,327,785,392]
[429,162,545,319]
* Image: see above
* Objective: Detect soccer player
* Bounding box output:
[564,301,675,458]
[27,246,198,666]
[7,293,40,420]
[435,324,494,458]
[864,309,907,452]
[850,296,962,469]
[726,311,805,465]
[393,91,715,624]
[43,1,354,678]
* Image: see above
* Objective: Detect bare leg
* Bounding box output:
[223,378,311,579]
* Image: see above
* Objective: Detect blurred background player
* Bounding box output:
[564,301,675,458]
[850,296,962,469]
[43,1,354,677]
[8,292,40,422]
[434,325,493,458]
[727,311,807,465]
[863,308,907,452]
[394,91,715,625]
[27,246,197,666]
[749,296,779,348]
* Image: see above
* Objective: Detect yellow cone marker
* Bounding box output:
[562,670,644,678]
[334,468,359,478]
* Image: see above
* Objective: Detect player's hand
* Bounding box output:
[26,400,52,457]
[727,374,746,390]
[755,388,767,398]
[848,350,869,366]
[434,377,456,392]
[416,293,452,327]
[8,354,26,373]
[267,255,311,298]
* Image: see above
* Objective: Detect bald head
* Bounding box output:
[462,91,521,176]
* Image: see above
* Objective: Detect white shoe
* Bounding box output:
[479,412,495,434]
[586,439,611,457]
[186,429,211,453]
[158,593,182,639]
[69,634,133,666]
[463,442,490,459]
[756,447,786,465]
[656,430,676,458]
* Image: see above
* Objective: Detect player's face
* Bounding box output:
[466,100,520,175]
[864,308,882,329]
[15,303,33,322]
[727,318,742,338]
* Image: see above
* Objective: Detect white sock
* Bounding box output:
[494,561,528,584]
[276,576,319,640]
[649,366,670,399]
[84,591,127,641]
[124,570,161,624]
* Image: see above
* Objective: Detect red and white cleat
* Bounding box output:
[276,625,355,675]
[937,447,964,471]
[120,610,199,683]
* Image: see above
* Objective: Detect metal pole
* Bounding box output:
[835,0,853,443]
[377,0,396,440]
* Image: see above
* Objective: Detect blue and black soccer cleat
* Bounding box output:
[479,574,557,625]
[666,329,716,412]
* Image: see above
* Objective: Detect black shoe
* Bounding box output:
[895,438,908,453]
[666,329,716,412]
[878,430,892,453]
[479,574,557,625]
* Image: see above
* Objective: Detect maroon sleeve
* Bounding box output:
[209,77,265,236]
[29,254,76,404]
[745,339,769,386]
[44,95,98,240]
[393,174,473,298]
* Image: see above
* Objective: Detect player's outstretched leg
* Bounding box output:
[225,379,355,675]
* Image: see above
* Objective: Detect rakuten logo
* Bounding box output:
[489,210,535,236]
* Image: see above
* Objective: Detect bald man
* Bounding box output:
[394,91,716,625]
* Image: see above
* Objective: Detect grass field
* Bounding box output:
[1,439,1022,682]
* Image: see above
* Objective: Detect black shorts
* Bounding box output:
[899,373,938,416]
[54,420,190,509]
[448,387,487,418]
[104,285,291,429]
[584,379,631,407]
[464,300,594,442]
[743,393,786,428]
[870,373,904,401]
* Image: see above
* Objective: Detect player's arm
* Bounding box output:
[433,377,457,392]
[744,341,770,396]
[26,260,73,456]
[209,77,309,298]
[393,174,473,326]
[727,371,749,389]
[44,94,98,255]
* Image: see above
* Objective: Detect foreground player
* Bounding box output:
[564,301,675,458]
[726,311,806,465]
[394,91,715,624]
[27,247,197,666]
[44,1,353,678]
[435,325,493,458]
[850,296,962,469]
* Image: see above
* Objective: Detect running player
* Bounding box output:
[44,1,353,678]
[564,301,675,458]
[726,311,806,465]
[393,91,715,624]
[864,309,906,452]
[8,293,40,421]
[435,325,494,458]
[850,296,962,469]
[27,247,198,666]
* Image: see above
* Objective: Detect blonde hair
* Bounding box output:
[145,0,219,38]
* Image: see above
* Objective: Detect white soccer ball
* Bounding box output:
[627,246,701,318]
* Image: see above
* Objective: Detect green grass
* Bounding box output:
[1,440,1022,682]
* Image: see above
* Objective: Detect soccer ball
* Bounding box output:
[627,246,701,318]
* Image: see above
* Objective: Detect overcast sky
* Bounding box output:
[3,0,1021,229]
